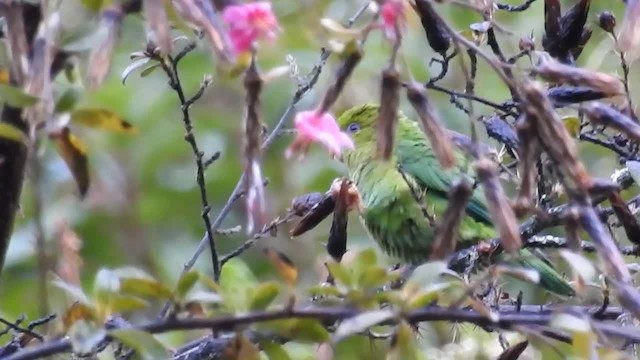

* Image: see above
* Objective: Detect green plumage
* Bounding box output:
[337,104,574,297]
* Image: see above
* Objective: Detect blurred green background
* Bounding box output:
[0,0,635,356]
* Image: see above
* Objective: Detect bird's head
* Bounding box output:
[336,103,380,148]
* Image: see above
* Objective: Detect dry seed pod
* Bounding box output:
[411,0,450,54]
[319,44,363,113]
[598,11,616,33]
[376,67,401,160]
[290,194,336,237]
[430,179,473,260]
[582,102,640,144]
[290,192,325,217]
[535,55,625,96]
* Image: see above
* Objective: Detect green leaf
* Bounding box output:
[140,63,162,78]
[51,277,91,304]
[109,294,149,313]
[0,122,26,144]
[120,277,173,300]
[562,116,581,138]
[559,249,597,282]
[93,268,121,303]
[175,270,199,300]
[387,321,425,360]
[68,320,106,355]
[308,284,342,298]
[262,319,330,343]
[184,290,223,304]
[332,309,396,344]
[407,261,448,288]
[220,258,258,311]
[110,329,171,360]
[357,266,395,289]
[326,262,353,288]
[261,342,292,360]
[122,57,151,84]
[406,282,453,309]
[55,87,82,113]
[249,281,280,311]
[0,84,38,107]
[80,0,112,12]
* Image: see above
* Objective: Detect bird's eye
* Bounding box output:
[347,123,360,133]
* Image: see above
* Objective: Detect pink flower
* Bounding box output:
[286,110,354,159]
[222,2,280,55]
[380,0,406,41]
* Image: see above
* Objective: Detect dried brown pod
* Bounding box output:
[582,102,640,144]
[535,54,625,97]
[290,194,336,237]
[243,58,265,233]
[87,6,124,89]
[143,0,172,56]
[411,0,450,55]
[514,115,541,215]
[543,0,591,63]
[474,158,522,253]
[482,116,520,152]
[290,192,325,217]
[327,180,351,262]
[318,43,363,113]
[405,82,456,169]
[430,179,473,260]
[376,67,401,160]
[520,81,593,194]
[546,85,608,106]
[608,191,640,245]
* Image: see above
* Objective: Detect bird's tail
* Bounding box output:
[508,249,575,297]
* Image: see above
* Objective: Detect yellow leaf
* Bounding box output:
[63,302,97,332]
[563,116,581,137]
[70,109,138,134]
[219,52,252,80]
[223,334,260,360]
[263,248,298,286]
[0,68,8,84]
[0,122,27,144]
[51,127,90,197]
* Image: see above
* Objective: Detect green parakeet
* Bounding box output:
[335,103,574,297]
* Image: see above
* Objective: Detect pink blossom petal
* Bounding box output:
[288,110,354,159]
[222,1,280,55]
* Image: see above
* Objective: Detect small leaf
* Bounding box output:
[223,334,260,360]
[80,0,110,12]
[70,109,138,134]
[51,127,90,197]
[563,116,581,137]
[93,268,120,308]
[263,248,298,286]
[559,249,597,282]
[0,122,26,144]
[332,309,396,344]
[220,258,259,311]
[387,321,425,360]
[110,329,171,360]
[358,266,396,289]
[262,319,330,343]
[55,87,82,113]
[220,52,251,80]
[406,282,453,309]
[122,57,151,84]
[63,302,97,331]
[184,290,223,304]
[249,281,280,311]
[51,278,91,304]
[140,63,162,78]
[0,68,8,84]
[175,270,199,300]
[352,248,377,278]
[120,277,173,300]
[0,83,38,107]
[68,320,106,355]
[261,342,292,360]
[326,262,353,288]
[407,261,448,288]
[109,294,149,313]
[308,284,342,298]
